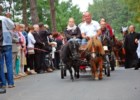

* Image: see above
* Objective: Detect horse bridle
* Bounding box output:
[69,41,79,60]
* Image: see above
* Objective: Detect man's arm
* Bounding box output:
[96,29,101,37]
[5,17,15,30]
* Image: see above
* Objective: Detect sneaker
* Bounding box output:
[14,75,22,79]
[30,70,37,75]
[18,73,26,77]
[22,72,28,76]
[1,86,7,89]
[8,85,15,88]
[0,88,6,94]
[47,68,53,72]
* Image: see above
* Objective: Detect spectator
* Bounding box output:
[0,5,6,93]
[52,32,63,69]
[16,24,27,77]
[124,25,139,69]
[27,26,37,74]
[39,23,53,72]
[20,24,28,46]
[33,24,45,74]
[0,6,15,88]
[12,24,21,79]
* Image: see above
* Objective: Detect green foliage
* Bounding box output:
[0,0,82,32]
[88,0,140,39]
[55,1,82,32]
[124,0,140,23]
[36,0,82,32]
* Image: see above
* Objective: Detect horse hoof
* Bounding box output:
[71,77,74,81]
[77,74,80,79]
[95,77,99,80]
[71,79,74,82]
[99,77,103,80]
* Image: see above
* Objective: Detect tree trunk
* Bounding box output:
[49,0,56,32]
[22,0,28,26]
[29,0,39,24]
[8,0,12,12]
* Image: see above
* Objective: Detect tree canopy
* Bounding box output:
[0,0,139,38]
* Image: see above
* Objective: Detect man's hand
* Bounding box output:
[135,39,139,44]
[42,42,45,46]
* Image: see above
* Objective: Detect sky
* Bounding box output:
[59,0,93,12]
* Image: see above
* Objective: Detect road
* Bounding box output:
[0,67,140,100]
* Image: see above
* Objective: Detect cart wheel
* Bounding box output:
[60,60,65,79]
[110,55,115,71]
[104,67,107,75]
[107,65,110,77]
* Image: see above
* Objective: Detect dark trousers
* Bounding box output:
[125,53,138,69]
[28,54,35,70]
[24,53,28,72]
[34,52,42,72]
[34,51,46,72]
[40,52,46,71]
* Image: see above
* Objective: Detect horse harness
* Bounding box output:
[85,41,103,61]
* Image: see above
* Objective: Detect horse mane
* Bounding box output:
[86,37,105,55]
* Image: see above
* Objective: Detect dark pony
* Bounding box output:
[60,40,80,80]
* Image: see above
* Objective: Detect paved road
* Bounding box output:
[0,67,140,100]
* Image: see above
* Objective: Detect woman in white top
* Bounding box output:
[27,26,36,74]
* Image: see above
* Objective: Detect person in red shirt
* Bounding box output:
[100,18,114,37]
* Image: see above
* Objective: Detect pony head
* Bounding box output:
[86,37,105,56]
[68,40,80,60]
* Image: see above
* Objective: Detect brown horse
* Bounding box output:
[86,37,105,80]
[112,35,125,66]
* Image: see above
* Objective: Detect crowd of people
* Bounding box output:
[0,6,65,93]
[0,4,140,94]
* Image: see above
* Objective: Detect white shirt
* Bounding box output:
[137,40,140,58]
[81,20,101,37]
[78,22,85,31]
[27,32,36,48]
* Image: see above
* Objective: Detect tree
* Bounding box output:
[0,0,82,32]
[29,0,39,24]
[88,0,134,39]
[124,0,140,22]
[49,0,56,32]
[22,0,28,26]
[55,0,82,32]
